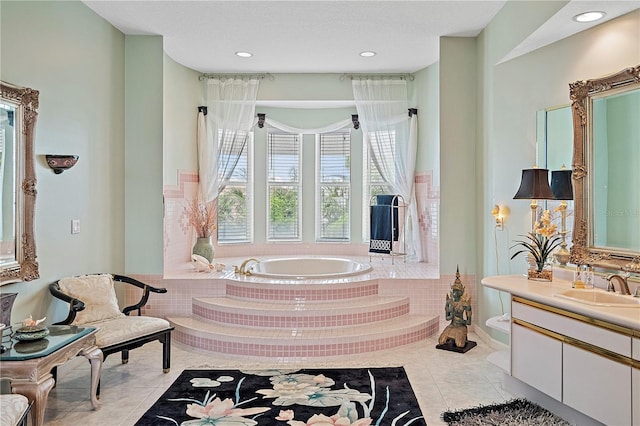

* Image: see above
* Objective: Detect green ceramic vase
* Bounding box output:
[192,237,214,263]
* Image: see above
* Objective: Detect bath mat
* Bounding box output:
[136,367,425,425]
[442,398,572,425]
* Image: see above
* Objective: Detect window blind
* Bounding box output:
[267,132,301,241]
[217,130,253,243]
[318,132,351,241]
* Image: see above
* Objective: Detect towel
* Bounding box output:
[376,195,397,207]
[370,204,393,253]
[375,195,399,240]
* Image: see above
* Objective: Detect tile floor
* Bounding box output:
[43,332,511,425]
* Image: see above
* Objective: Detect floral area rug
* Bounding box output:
[135,367,426,426]
[441,398,572,425]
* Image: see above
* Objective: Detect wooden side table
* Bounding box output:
[0,325,102,426]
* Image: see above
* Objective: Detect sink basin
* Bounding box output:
[555,289,640,307]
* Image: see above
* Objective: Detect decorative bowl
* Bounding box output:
[13,325,50,341]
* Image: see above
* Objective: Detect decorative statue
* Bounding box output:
[437,266,476,353]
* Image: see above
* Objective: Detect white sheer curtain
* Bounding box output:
[197,78,260,203]
[352,79,421,262]
[263,117,352,134]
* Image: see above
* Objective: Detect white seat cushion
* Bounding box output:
[0,394,29,426]
[58,274,124,325]
[88,316,171,348]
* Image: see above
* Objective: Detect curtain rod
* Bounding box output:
[340,73,414,81]
[255,112,360,130]
[199,73,274,81]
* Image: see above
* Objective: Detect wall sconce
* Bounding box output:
[46,155,78,174]
[551,166,574,265]
[513,167,556,230]
[491,205,505,230]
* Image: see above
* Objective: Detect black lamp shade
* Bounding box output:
[551,169,574,200]
[513,168,556,200]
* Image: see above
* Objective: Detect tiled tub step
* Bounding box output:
[225,280,380,301]
[191,296,411,328]
[168,314,439,358]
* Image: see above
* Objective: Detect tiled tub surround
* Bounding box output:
[124,257,476,359]
[163,170,439,271]
[158,170,453,358]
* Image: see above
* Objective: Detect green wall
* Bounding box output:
[0,0,125,320]
[477,5,640,341]
[162,55,201,186]
[413,63,439,176]
[124,36,164,274]
[439,37,478,274]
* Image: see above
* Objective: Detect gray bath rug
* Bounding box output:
[442,398,572,425]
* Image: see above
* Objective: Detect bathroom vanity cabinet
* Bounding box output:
[482,275,640,426]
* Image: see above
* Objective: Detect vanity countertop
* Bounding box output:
[482,275,640,331]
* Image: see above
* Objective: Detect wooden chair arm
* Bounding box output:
[49,282,86,325]
[112,274,168,316]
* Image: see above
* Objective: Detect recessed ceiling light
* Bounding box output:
[573,11,606,23]
[359,51,376,57]
[235,51,253,58]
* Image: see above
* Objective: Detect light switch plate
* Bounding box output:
[71,219,80,234]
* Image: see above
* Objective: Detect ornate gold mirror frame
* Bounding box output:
[569,66,640,272]
[0,82,39,283]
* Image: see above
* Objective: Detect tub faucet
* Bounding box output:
[235,258,259,276]
[605,273,631,295]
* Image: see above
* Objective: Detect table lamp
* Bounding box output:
[551,166,573,265]
[513,167,556,230]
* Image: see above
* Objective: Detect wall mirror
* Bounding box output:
[536,105,572,171]
[570,66,640,272]
[536,104,574,244]
[0,82,39,283]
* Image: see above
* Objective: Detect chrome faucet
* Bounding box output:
[234,258,259,276]
[605,273,631,295]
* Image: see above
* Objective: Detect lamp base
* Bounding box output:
[555,246,570,265]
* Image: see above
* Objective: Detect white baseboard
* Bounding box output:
[474,323,509,351]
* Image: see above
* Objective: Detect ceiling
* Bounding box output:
[83,1,639,75]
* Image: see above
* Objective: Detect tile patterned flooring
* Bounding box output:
[43,332,511,425]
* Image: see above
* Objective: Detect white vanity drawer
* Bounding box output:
[512,323,562,401]
[512,299,631,357]
[563,343,632,426]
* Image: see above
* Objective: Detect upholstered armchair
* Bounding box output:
[0,378,30,426]
[49,274,173,394]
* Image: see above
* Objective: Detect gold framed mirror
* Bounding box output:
[569,66,640,272]
[0,82,39,283]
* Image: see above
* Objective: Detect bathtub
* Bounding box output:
[249,257,372,280]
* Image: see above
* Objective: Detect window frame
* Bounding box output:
[266,131,303,242]
[315,131,352,242]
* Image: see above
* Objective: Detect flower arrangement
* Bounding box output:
[185,197,217,238]
[511,209,562,278]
